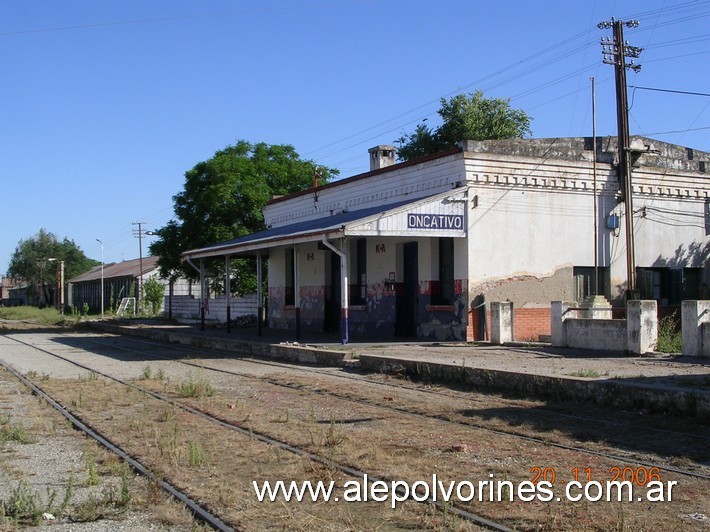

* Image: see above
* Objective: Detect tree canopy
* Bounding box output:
[395,91,532,162]
[8,229,98,305]
[149,140,338,292]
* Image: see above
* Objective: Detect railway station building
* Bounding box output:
[182,138,710,342]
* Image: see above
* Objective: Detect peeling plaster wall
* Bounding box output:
[472,267,575,308]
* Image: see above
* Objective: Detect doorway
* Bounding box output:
[324,251,341,331]
[397,242,418,337]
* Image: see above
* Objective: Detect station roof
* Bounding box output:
[182,188,468,261]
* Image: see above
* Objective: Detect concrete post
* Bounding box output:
[627,300,657,355]
[551,301,574,347]
[490,302,513,344]
[681,300,710,357]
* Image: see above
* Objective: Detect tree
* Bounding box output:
[142,276,164,315]
[149,140,338,293]
[8,229,99,306]
[396,91,532,162]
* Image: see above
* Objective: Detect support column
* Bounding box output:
[257,251,263,337]
[294,245,300,341]
[200,259,206,331]
[490,301,513,344]
[681,300,710,357]
[320,236,349,344]
[225,255,231,334]
[340,239,349,345]
[627,300,657,354]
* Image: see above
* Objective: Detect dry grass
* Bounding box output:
[0,370,199,530]
[8,362,709,530]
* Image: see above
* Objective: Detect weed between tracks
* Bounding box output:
[36,373,479,530]
[15,361,710,531]
[0,370,198,530]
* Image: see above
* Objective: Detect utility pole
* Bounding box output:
[591,76,598,296]
[598,18,643,300]
[96,239,104,318]
[132,222,147,306]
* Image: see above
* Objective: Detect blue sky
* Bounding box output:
[2,0,708,274]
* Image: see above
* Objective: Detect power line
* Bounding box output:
[642,125,710,135]
[630,85,710,97]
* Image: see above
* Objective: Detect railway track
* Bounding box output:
[77,332,710,480]
[1,331,512,531]
[0,361,235,532]
[2,328,709,530]
[82,333,710,442]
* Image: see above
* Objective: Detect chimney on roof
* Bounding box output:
[368,145,396,171]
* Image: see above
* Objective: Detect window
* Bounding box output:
[573,266,610,302]
[351,239,367,305]
[637,267,701,305]
[433,238,454,305]
[284,248,294,306]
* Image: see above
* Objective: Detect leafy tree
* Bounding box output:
[8,229,99,306]
[396,91,532,161]
[150,140,338,293]
[142,276,164,315]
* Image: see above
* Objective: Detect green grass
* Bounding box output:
[186,440,206,467]
[657,313,682,353]
[0,416,35,444]
[0,306,67,325]
[0,477,73,526]
[176,372,215,398]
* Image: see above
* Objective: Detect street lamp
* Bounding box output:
[47,258,64,313]
[96,239,104,318]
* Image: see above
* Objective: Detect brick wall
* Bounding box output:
[513,307,551,341]
[467,306,551,342]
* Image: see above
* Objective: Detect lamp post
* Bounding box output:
[47,258,64,313]
[96,239,104,318]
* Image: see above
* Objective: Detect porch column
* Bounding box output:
[340,239,349,344]
[225,255,231,334]
[320,236,349,344]
[257,251,263,337]
[200,259,206,331]
[294,244,301,341]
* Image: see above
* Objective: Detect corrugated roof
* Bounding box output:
[182,188,467,260]
[69,256,159,283]
[182,199,415,260]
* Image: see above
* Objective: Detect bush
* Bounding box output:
[657,312,682,353]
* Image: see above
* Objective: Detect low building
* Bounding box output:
[67,256,257,321]
[1,276,21,306]
[1,276,29,306]
[182,137,709,342]
[68,256,165,313]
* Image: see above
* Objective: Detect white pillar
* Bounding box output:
[490,301,513,344]
[627,300,657,355]
[681,300,710,357]
[551,301,574,347]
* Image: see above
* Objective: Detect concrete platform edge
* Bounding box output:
[85,322,709,418]
[86,322,351,367]
[359,354,710,418]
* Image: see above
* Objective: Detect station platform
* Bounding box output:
[86,318,710,417]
